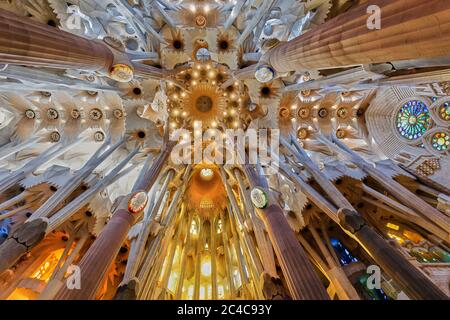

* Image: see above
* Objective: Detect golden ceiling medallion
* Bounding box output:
[297,128,309,139]
[50,131,61,143]
[196,96,214,112]
[70,109,81,119]
[337,107,349,119]
[182,83,225,126]
[318,108,329,118]
[195,15,207,27]
[300,89,311,97]
[89,108,103,121]
[25,109,36,119]
[113,109,124,119]
[94,131,105,142]
[279,107,290,119]
[336,128,346,139]
[298,108,310,119]
[46,108,59,120]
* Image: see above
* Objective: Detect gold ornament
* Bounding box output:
[336,128,346,139]
[297,128,309,139]
[195,15,207,28]
[109,64,134,83]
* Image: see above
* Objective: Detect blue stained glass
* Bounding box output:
[396,100,431,140]
[330,238,358,266]
[0,219,10,245]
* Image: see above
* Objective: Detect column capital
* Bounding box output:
[337,208,366,234]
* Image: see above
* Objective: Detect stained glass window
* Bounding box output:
[330,238,358,266]
[357,274,390,300]
[0,219,9,245]
[431,97,439,103]
[396,100,431,140]
[431,132,449,151]
[439,102,450,121]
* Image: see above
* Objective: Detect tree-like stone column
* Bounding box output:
[280,136,448,300]
[53,144,175,300]
[264,0,450,73]
[339,209,448,300]
[0,8,113,72]
[243,164,330,300]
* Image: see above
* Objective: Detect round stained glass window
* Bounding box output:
[396,100,431,140]
[439,102,450,121]
[431,132,449,151]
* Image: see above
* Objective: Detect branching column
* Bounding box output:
[243,164,330,300]
[264,0,450,73]
[329,136,450,237]
[280,136,448,300]
[0,8,114,72]
[53,145,174,300]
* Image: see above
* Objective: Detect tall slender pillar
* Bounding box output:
[53,144,174,300]
[339,209,448,300]
[329,136,450,236]
[243,164,330,300]
[280,137,448,300]
[234,168,277,278]
[115,167,181,300]
[0,9,114,72]
[264,0,450,73]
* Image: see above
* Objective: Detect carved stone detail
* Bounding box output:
[337,208,366,234]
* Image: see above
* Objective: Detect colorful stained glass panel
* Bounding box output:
[439,102,450,121]
[396,100,431,140]
[431,132,449,151]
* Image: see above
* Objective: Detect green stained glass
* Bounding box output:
[439,102,450,121]
[431,132,449,151]
[396,100,431,140]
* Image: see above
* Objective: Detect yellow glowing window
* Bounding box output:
[31,249,64,282]
[187,285,194,300]
[217,219,223,234]
[201,256,212,277]
[218,285,225,299]
[167,271,178,292]
[386,223,400,230]
[387,233,404,244]
[403,230,423,243]
[207,285,212,299]
[200,286,206,300]
[190,220,198,235]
